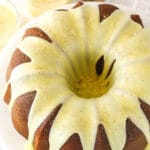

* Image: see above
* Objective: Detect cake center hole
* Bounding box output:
[70,55,116,99]
[75,75,110,98]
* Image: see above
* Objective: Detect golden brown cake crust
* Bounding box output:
[23,27,52,43]
[4,49,31,104]
[12,91,36,138]
[4,83,11,104]
[123,119,147,150]
[33,105,62,150]
[4,2,148,150]
[61,133,83,150]
[72,1,84,9]
[139,99,150,124]
[131,15,144,27]
[6,48,31,81]
[95,124,111,150]
[99,4,118,22]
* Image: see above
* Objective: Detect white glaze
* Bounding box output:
[1,2,150,150]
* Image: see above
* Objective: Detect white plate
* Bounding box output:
[0,2,149,150]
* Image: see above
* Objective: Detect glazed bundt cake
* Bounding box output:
[2,1,150,150]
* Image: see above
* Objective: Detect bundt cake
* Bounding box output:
[2,1,150,150]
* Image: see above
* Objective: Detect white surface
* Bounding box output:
[0,1,150,150]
